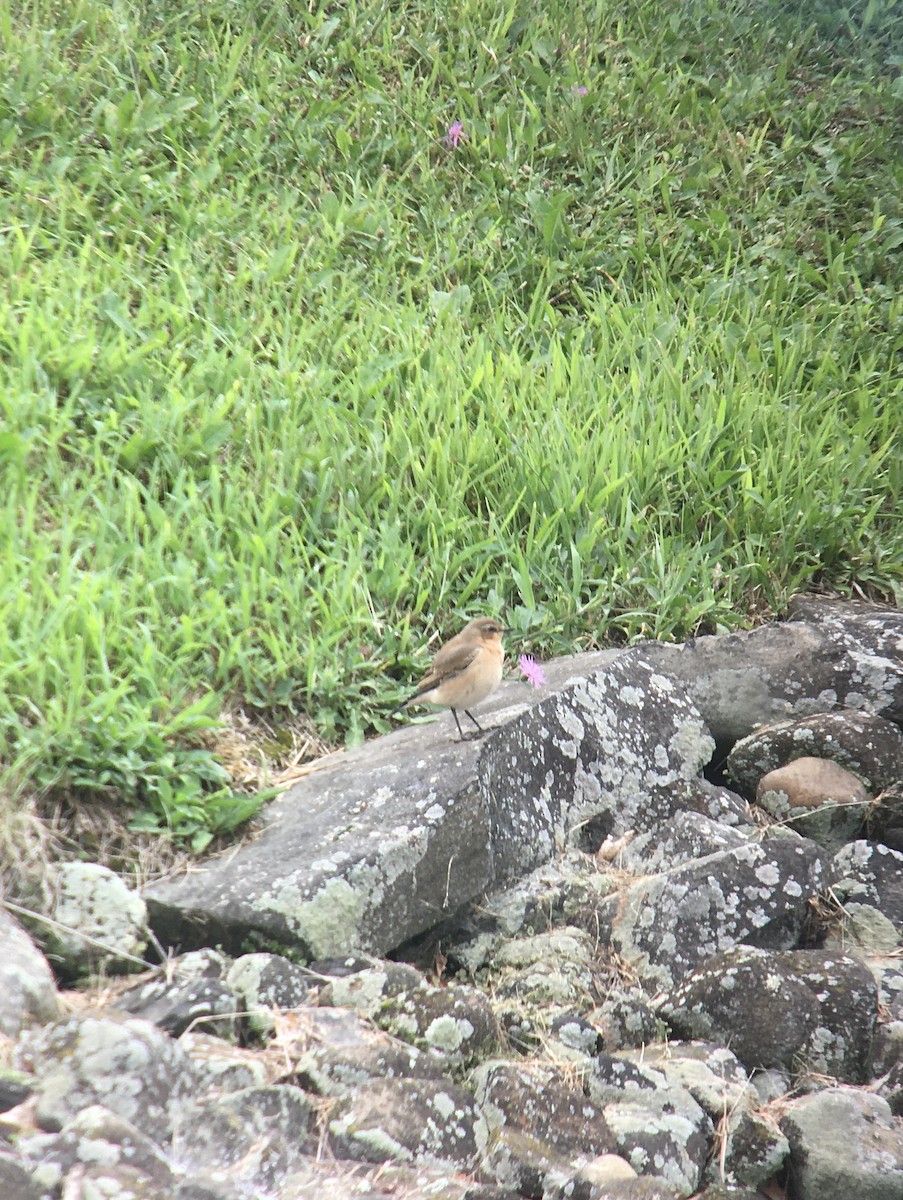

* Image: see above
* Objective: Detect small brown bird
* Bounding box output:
[397,617,507,740]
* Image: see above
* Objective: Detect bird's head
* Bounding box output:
[468,617,506,644]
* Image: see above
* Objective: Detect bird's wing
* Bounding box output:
[409,640,481,698]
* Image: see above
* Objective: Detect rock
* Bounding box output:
[0,908,59,1037]
[618,811,754,874]
[0,1150,40,1200]
[592,987,662,1052]
[225,952,318,1033]
[583,1052,713,1196]
[480,655,716,882]
[607,837,827,989]
[780,1086,903,1199]
[661,947,877,1080]
[44,862,149,975]
[376,979,500,1065]
[316,954,425,1011]
[707,1107,789,1189]
[17,1104,174,1191]
[471,1060,617,1193]
[118,973,240,1039]
[146,732,497,960]
[145,600,902,964]
[328,1077,485,1167]
[832,840,903,939]
[870,1021,903,1115]
[870,781,903,852]
[489,927,598,1010]
[601,1101,711,1196]
[16,1012,194,1139]
[619,1044,753,1123]
[665,596,903,743]
[755,757,871,851]
[727,709,903,796]
[171,1084,317,1194]
[286,1005,449,1095]
[179,1031,271,1092]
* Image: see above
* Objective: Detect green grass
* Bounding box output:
[1,0,901,848]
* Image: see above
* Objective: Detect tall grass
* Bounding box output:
[1,0,901,846]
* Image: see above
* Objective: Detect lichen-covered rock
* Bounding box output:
[870,1021,903,1115]
[328,1077,485,1167]
[118,973,240,1040]
[45,862,149,975]
[224,952,317,1034]
[583,1052,713,1196]
[179,1031,271,1093]
[287,1005,448,1095]
[316,956,425,1014]
[0,908,59,1038]
[0,1150,40,1200]
[601,1100,711,1197]
[471,1060,616,1192]
[607,837,826,989]
[171,1085,317,1193]
[619,1044,753,1123]
[661,947,877,1080]
[755,757,871,851]
[375,981,500,1064]
[619,812,754,874]
[17,1104,175,1194]
[832,840,903,938]
[481,655,717,882]
[17,1013,194,1140]
[780,1086,903,1199]
[727,709,903,796]
[592,987,662,1052]
[707,1107,789,1190]
[489,927,598,1010]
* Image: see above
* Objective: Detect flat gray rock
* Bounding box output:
[145,599,903,964]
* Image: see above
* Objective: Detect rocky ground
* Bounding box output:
[2,596,902,1200]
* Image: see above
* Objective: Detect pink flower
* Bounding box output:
[441,121,466,149]
[519,654,547,688]
[571,85,588,95]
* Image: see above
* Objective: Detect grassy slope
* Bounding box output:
[1,0,901,846]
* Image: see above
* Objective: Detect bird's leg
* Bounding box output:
[450,709,467,741]
[463,710,486,738]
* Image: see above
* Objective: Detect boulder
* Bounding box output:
[0,908,60,1038]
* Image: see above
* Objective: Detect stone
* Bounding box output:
[832,840,903,937]
[727,708,903,796]
[225,952,318,1033]
[45,862,149,975]
[869,1021,903,1115]
[471,1060,617,1192]
[0,1150,40,1200]
[601,1100,711,1196]
[16,1104,174,1189]
[117,973,240,1040]
[145,600,902,964]
[179,1031,271,1092]
[376,980,500,1064]
[618,811,754,874]
[286,1005,449,1095]
[708,1107,789,1189]
[607,837,827,989]
[780,1086,903,1199]
[480,656,717,882]
[17,1012,193,1139]
[661,947,877,1080]
[619,1044,753,1123]
[171,1084,318,1194]
[0,908,59,1038]
[755,757,871,851]
[327,1077,485,1167]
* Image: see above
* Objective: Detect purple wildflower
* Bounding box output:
[571,85,588,96]
[519,654,547,688]
[441,121,466,150]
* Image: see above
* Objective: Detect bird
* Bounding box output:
[396,617,507,741]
